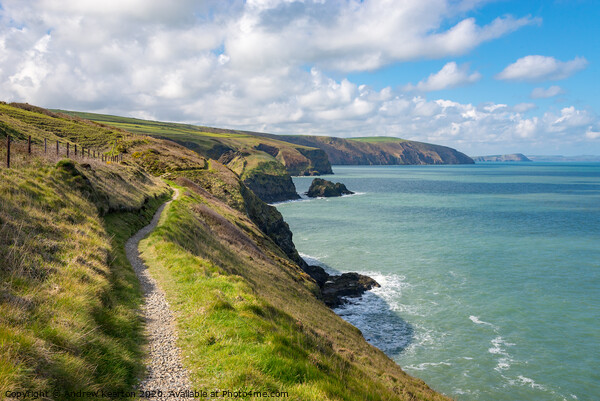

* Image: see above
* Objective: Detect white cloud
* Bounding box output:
[496,55,588,81]
[404,62,481,92]
[0,0,597,155]
[530,85,564,99]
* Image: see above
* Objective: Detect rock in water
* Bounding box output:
[321,273,380,308]
[307,178,354,197]
[302,264,380,307]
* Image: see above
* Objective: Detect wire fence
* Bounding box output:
[1,135,123,169]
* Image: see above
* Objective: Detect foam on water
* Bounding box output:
[469,315,498,330]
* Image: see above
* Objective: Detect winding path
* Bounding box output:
[125,188,191,395]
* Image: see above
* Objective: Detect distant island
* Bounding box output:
[527,155,600,162]
[472,153,531,162]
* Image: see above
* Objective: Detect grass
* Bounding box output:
[59,109,329,179]
[349,137,409,143]
[138,182,449,401]
[1,103,451,400]
[0,159,170,399]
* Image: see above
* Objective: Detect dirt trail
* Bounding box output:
[125,188,191,396]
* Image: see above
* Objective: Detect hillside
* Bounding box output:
[472,153,531,162]
[259,135,475,165]
[0,102,450,400]
[58,111,332,203]
[59,111,475,201]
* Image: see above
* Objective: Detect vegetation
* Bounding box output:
[1,103,450,400]
[0,160,169,398]
[139,182,448,400]
[59,110,333,198]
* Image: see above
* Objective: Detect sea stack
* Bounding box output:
[307,178,354,197]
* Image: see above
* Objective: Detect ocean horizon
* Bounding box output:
[277,163,600,401]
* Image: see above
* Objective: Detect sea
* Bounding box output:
[275,163,600,401]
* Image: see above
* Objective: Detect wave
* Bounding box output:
[469,315,499,330]
[404,361,452,371]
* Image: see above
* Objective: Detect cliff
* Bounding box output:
[472,153,532,162]
[269,135,475,165]
[0,102,450,400]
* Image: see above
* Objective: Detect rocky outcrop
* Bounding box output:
[303,264,380,307]
[242,170,300,203]
[307,178,354,197]
[472,153,532,162]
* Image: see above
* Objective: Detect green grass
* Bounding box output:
[1,103,450,400]
[0,160,170,399]
[349,137,409,143]
[138,184,449,401]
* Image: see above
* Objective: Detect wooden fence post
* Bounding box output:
[74,144,77,157]
[44,138,47,153]
[6,136,10,168]
[56,140,59,155]
[28,136,31,154]
[67,143,69,157]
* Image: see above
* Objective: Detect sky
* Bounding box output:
[0,0,598,156]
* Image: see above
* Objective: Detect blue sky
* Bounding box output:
[0,0,598,155]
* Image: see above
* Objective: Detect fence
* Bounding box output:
[3,135,123,169]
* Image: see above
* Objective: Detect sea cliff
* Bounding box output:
[0,102,450,401]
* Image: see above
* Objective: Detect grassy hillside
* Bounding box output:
[1,103,450,400]
[0,158,170,396]
[59,110,333,202]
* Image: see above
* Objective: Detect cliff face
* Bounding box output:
[273,135,474,165]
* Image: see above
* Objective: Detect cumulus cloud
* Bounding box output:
[405,62,481,92]
[496,55,588,81]
[530,85,564,99]
[0,0,597,154]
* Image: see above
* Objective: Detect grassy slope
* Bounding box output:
[1,103,450,400]
[139,181,448,400]
[58,110,331,177]
[0,160,170,398]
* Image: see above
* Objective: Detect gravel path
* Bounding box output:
[125,188,192,396]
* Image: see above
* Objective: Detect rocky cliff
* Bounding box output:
[271,135,474,165]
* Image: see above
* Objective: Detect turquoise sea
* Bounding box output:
[276,163,600,401]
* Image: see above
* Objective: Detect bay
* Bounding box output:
[276,163,600,401]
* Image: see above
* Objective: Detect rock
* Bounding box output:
[306,178,354,198]
[321,273,380,307]
[304,264,329,287]
[301,264,380,308]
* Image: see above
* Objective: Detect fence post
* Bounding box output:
[6,136,10,168]
[67,143,69,157]
[28,136,31,154]
[44,138,47,153]
[56,140,59,155]
[74,144,77,157]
